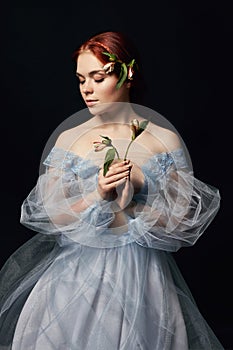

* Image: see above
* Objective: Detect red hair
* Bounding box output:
[74,31,136,64]
[73,31,146,103]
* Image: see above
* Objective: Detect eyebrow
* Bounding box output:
[76,70,106,78]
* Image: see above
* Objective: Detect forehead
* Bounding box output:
[76,51,103,73]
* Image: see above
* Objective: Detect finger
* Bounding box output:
[98,177,128,195]
[114,176,129,188]
[105,161,132,177]
[102,170,130,185]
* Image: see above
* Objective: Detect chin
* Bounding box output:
[87,101,116,116]
[91,101,131,117]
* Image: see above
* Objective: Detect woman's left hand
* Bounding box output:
[114,161,144,210]
[115,175,134,209]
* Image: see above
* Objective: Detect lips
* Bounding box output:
[86,100,98,107]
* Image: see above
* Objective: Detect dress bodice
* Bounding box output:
[43,146,188,181]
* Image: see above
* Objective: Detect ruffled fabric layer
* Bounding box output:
[0,147,223,349]
[0,238,224,349]
[20,147,220,250]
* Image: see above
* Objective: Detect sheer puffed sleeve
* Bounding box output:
[20,146,220,251]
[129,148,221,251]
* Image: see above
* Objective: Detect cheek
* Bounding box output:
[106,86,119,97]
[101,77,118,94]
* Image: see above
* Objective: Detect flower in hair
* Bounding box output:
[102,52,137,89]
[102,62,115,74]
[128,58,136,80]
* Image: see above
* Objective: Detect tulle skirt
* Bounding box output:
[0,234,224,349]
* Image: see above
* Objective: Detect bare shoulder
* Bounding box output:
[146,122,181,153]
[54,124,89,149]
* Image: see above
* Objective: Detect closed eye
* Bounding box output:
[78,78,104,85]
[76,70,106,85]
[95,78,104,83]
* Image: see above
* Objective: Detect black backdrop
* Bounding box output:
[0,2,232,348]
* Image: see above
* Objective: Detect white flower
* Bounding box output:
[130,119,139,140]
[93,141,108,152]
[128,66,134,80]
[102,62,115,74]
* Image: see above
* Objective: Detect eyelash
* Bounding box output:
[79,78,104,85]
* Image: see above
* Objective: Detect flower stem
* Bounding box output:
[124,140,134,160]
[112,145,120,159]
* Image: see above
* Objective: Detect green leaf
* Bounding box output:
[139,120,149,130]
[116,63,128,89]
[135,120,149,138]
[102,52,118,61]
[103,148,116,176]
[128,58,135,67]
[100,135,112,146]
[100,135,112,141]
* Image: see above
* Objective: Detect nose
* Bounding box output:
[81,79,93,95]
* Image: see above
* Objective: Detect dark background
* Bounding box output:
[0,1,232,348]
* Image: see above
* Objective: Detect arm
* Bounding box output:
[127,158,220,251]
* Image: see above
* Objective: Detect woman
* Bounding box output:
[0,31,224,349]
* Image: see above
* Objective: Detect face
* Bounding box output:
[76,51,130,115]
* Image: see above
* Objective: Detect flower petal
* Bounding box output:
[128,66,134,80]
[93,142,107,152]
[103,62,115,74]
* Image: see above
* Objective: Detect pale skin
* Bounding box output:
[54,50,181,229]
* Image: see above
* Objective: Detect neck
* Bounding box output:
[95,102,137,124]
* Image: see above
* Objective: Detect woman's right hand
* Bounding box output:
[97,160,132,202]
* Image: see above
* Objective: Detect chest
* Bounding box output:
[69,127,164,166]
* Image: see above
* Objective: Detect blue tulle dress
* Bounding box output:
[0,146,224,349]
